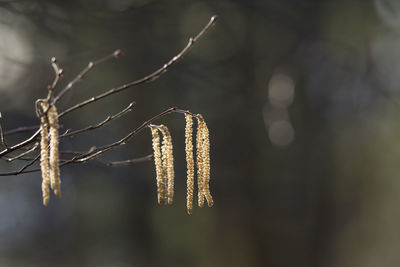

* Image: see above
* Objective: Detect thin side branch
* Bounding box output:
[4,142,39,162]
[58,16,218,119]
[61,101,135,138]
[0,129,40,158]
[52,49,122,105]
[0,16,218,176]
[47,57,64,101]
[4,125,40,136]
[96,154,153,166]
[0,112,8,149]
[0,106,179,175]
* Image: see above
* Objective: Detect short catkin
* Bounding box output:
[184,113,194,214]
[159,125,174,204]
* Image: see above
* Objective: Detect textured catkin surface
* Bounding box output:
[199,116,213,207]
[150,126,163,204]
[185,113,194,214]
[159,125,175,205]
[40,114,50,206]
[48,105,61,198]
[196,116,205,207]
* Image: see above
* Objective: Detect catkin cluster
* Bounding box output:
[185,113,213,214]
[149,124,175,205]
[38,102,61,206]
[149,112,213,214]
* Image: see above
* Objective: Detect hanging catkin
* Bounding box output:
[39,102,50,206]
[184,113,194,214]
[150,125,164,204]
[48,105,61,198]
[197,114,213,207]
[159,125,175,204]
[195,116,205,207]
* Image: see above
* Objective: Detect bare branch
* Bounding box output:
[58,16,218,119]
[0,16,218,178]
[61,101,135,138]
[47,57,64,101]
[0,154,40,176]
[52,49,122,105]
[0,106,178,175]
[96,154,153,166]
[4,142,39,162]
[0,112,8,149]
[4,125,40,136]
[0,129,40,158]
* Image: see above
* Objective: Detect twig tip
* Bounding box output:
[114,49,124,57]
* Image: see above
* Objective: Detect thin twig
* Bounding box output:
[0,106,179,175]
[52,49,122,105]
[47,57,64,101]
[61,101,135,138]
[58,16,218,119]
[0,16,218,175]
[4,142,39,162]
[4,125,40,136]
[0,129,40,158]
[73,107,178,162]
[0,154,40,176]
[96,154,153,166]
[0,112,8,149]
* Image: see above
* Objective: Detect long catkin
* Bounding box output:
[195,116,205,207]
[39,108,50,206]
[48,105,61,198]
[159,125,174,205]
[150,126,164,204]
[197,114,213,207]
[185,113,194,214]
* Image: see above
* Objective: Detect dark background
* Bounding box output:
[0,0,399,266]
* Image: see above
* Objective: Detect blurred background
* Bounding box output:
[0,0,400,266]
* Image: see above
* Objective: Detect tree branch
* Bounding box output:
[57,15,218,119]
[52,49,122,105]
[96,154,153,166]
[0,16,218,177]
[0,112,8,149]
[61,101,135,138]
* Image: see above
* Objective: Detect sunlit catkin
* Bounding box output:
[48,105,61,198]
[158,126,169,204]
[39,104,50,206]
[195,116,205,207]
[159,125,174,204]
[150,125,164,204]
[185,113,194,214]
[197,114,213,207]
